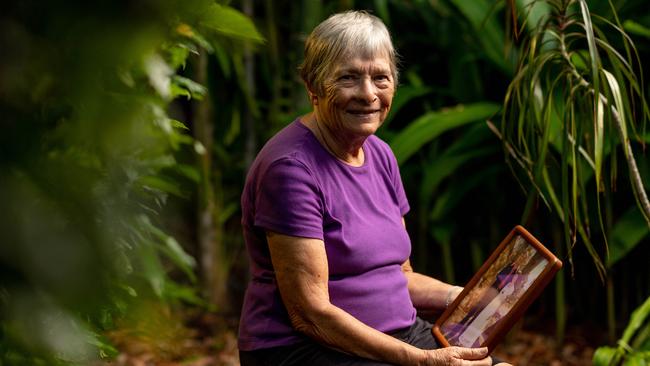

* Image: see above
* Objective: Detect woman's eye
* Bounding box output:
[339,75,355,81]
[375,75,390,82]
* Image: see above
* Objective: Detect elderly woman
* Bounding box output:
[238,11,511,366]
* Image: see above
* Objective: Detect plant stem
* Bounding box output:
[607,275,616,343]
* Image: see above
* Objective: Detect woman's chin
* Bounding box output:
[343,116,383,135]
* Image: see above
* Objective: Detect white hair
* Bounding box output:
[299,11,399,95]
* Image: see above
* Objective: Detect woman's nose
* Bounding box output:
[356,78,378,104]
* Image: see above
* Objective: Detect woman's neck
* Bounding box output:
[302,113,365,167]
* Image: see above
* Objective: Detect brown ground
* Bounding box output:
[103,308,599,366]
[492,327,597,365]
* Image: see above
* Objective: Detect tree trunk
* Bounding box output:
[193,51,228,310]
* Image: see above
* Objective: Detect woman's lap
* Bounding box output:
[239,317,504,366]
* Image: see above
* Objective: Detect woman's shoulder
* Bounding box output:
[250,119,321,176]
[259,119,314,156]
[365,134,398,166]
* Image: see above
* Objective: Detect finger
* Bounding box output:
[463,356,492,366]
[453,346,489,360]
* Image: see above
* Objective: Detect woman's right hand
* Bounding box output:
[419,346,492,365]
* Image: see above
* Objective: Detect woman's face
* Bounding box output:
[313,55,395,141]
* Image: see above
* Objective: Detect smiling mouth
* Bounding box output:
[347,109,380,115]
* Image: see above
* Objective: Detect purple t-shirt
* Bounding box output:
[238,119,416,351]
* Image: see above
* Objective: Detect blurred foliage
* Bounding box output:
[1,0,649,364]
[0,0,260,364]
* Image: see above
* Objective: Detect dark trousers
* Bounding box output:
[239,317,504,365]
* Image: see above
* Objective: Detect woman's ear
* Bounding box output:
[305,83,319,106]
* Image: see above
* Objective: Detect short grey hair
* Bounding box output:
[299,11,399,96]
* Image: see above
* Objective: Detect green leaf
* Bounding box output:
[217,202,239,225]
[594,96,605,192]
[430,165,501,220]
[87,331,119,359]
[166,44,191,70]
[138,175,185,198]
[120,285,137,297]
[592,346,619,366]
[623,353,650,366]
[421,145,495,205]
[170,83,191,100]
[137,240,166,297]
[607,207,650,267]
[384,85,432,127]
[416,123,495,222]
[161,281,205,306]
[144,54,173,99]
[175,163,201,183]
[516,0,551,32]
[200,3,264,42]
[390,103,500,164]
[138,215,196,277]
[603,70,628,150]
[185,27,214,53]
[623,20,650,39]
[161,236,197,282]
[570,50,590,72]
[621,296,650,346]
[170,119,189,130]
[171,75,207,100]
[449,0,512,74]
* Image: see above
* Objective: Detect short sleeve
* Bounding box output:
[254,158,324,239]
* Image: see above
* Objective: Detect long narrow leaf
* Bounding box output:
[384,85,432,127]
[621,296,650,345]
[577,0,601,152]
[576,219,606,281]
[449,0,513,74]
[595,97,604,191]
[200,3,264,42]
[623,20,650,39]
[390,103,500,164]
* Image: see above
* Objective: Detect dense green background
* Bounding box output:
[1,0,648,364]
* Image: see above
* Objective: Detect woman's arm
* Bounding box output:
[401,259,463,313]
[267,231,491,366]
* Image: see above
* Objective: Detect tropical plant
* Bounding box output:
[0,0,260,364]
[500,0,650,279]
[185,0,264,312]
[497,0,650,345]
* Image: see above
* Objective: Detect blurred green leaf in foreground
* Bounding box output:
[0,0,261,364]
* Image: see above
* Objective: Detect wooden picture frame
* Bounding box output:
[432,225,562,353]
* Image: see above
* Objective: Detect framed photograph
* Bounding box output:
[432,225,562,352]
